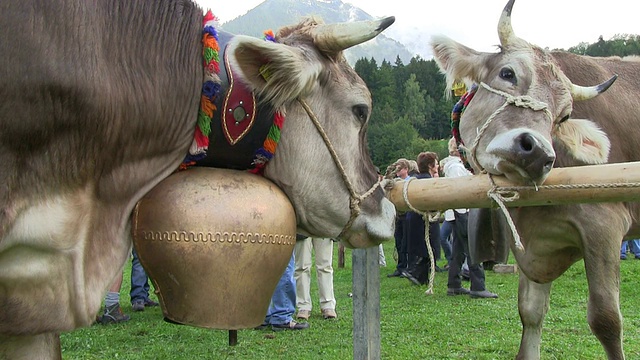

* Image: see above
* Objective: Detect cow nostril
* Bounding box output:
[519,133,535,152]
[544,160,554,172]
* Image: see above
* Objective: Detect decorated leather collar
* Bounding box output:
[181,12,283,174]
[192,29,277,172]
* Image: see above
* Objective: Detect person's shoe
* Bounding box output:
[321,309,337,319]
[98,304,130,324]
[470,290,499,299]
[296,309,311,320]
[271,320,310,331]
[621,256,627,260]
[254,323,269,330]
[447,287,470,296]
[132,299,145,312]
[387,269,403,277]
[144,298,159,307]
[401,270,422,286]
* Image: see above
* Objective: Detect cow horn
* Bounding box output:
[570,74,618,101]
[311,16,395,54]
[497,0,517,46]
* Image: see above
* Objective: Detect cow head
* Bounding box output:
[227,16,396,248]
[430,0,616,186]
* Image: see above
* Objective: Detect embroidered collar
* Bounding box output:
[180,13,283,176]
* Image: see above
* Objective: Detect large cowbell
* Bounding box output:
[132,167,296,329]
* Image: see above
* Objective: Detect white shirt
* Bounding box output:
[441,155,472,214]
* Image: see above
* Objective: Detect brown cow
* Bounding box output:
[0,1,395,358]
[431,0,640,359]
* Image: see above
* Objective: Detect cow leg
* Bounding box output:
[583,248,624,359]
[516,273,551,360]
[0,333,61,360]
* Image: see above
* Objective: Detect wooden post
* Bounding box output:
[388,161,640,212]
[228,330,237,346]
[338,242,345,268]
[352,247,380,360]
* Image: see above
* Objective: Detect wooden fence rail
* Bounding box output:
[387,161,640,212]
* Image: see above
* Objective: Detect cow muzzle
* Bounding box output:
[485,128,555,185]
[339,196,396,248]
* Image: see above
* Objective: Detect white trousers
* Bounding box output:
[378,243,387,266]
[294,237,336,311]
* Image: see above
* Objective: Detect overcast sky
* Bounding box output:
[194,0,638,58]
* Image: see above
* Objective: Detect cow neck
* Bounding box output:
[180,14,283,175]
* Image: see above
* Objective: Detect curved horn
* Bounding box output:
[497,0,517,47]
[311,16,395,54]
[570,74,618,101]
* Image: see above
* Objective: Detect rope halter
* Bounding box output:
[466,82,554,175]
[297,98,382,240]
[462,82,555,255]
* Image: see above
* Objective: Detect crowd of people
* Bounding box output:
[386,137,498,299]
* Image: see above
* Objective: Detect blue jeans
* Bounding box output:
[130,248,151,303]
[621,239,640,258]
[440,220,454,262]
[265,253,296,325]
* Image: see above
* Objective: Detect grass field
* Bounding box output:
[60,241,640,359]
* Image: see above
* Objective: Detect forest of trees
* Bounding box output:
[356,34,640,170]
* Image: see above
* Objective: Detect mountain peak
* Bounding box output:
[219,0,413,66]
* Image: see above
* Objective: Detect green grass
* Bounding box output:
[60,241,640,359]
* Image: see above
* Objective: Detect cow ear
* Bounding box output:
[553,119,610,164]
[430,35,488,94]
[228,35,323,109]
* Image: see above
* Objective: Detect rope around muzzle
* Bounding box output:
[297,98,382,239]
[462,82,555,255]
[467,82,554,175]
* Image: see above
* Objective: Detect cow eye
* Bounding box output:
[499,67,516,84]
[558,114,571,124]
[352,104,369,123]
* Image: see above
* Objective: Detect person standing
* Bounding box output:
[621,239,640,259]
[96,272,130,324]
[257,252,310,331]
[402,152,441,285]
[294,237,337,320]
[130,248,159,311]
[442,137,498,299]
[439,208,454,270]
[387,158,411,277]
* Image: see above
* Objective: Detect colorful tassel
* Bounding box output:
[450,83,477,172]
[180,10,221,169]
